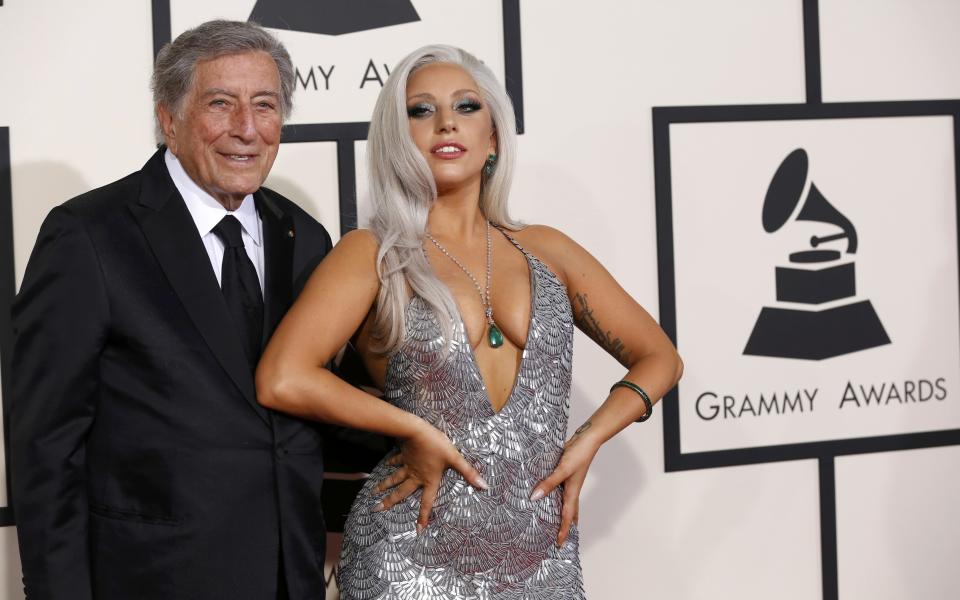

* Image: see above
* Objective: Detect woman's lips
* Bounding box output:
[430,142,466,159]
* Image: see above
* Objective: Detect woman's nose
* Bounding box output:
[436,109,457,134]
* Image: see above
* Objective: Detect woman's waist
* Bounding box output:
[372,444,563,492]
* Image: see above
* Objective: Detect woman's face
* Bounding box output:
[405,62,497,194]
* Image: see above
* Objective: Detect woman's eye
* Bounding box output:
[455,99,482,113]
[407,103,434,118]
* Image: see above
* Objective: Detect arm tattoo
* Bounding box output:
[573,292,632,364]
[566,420,593,448]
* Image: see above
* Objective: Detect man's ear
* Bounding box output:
[156,104,177,151]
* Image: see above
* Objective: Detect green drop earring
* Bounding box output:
[484,153,498,177]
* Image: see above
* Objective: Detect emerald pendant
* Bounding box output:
[488,322,504,348]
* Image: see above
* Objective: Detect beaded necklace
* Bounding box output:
[425,220,504,348]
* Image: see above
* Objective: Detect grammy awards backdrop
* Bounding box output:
[659,107,960,457]
[2,1,960,599]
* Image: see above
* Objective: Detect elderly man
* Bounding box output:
[11,20,331,600]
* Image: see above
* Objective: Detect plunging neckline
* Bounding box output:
[340,235,585,600]
[452,248,536,416]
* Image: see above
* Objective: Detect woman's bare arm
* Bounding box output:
[257,230,408,431]
[256,229,487,527]
[522,226,683,545]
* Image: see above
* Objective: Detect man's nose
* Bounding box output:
[230,104,257,142]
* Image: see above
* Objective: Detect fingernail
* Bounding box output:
[416,522,424,535]
[530,489,545,502]
[476,476,489,490]
[371,502,384,513]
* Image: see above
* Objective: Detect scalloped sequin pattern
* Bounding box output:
[338,237,585,600]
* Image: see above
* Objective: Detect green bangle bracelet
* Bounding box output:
[610,380,653,422]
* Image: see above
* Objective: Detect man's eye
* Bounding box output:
[407,103,434,118]
[257,101,276,110]
[210,99,229,107]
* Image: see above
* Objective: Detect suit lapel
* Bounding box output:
[256,191,294,343]
[130,150,270,426]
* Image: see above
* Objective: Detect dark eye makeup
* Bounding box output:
[454,98,483,113]
[407,102,435,118]
[406,96,484,119]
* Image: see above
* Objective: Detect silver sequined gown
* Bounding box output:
[337,235,586,600]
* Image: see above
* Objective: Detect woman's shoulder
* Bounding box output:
[337,227,379,248]
[320,228,381,278]
[333,228,380,258]
[507,224,583,283]
[509,223,580,255]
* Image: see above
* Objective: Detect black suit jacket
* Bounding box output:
[10,149,332,600]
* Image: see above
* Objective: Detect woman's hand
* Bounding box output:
[529,421,602,547]
[374,419,488,533]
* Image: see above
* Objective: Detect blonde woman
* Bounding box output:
[257,45,682,599]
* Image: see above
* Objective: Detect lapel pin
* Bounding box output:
[287,228,295,238]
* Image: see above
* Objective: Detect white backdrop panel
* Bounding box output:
[170,1,505,126]
[671,115,960,453]
[0,0,155,287]
[836,445,960,599]
[820,0,960,102]
[266,141,341,241]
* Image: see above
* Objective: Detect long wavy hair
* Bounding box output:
[367,45,520,354]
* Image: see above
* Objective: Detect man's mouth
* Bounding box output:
[221,153,256,162]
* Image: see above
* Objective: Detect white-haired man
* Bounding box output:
[11,20,331,600]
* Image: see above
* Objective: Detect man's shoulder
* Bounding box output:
[259,186,310,220]
[258,186,329,235]
[59,164,146,220]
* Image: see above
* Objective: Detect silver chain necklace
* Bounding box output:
[425,220,504,348]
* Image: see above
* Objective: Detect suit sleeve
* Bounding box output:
[10,206,108,600]
[292,213,333,296]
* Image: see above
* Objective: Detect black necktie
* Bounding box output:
[213,215,264,368]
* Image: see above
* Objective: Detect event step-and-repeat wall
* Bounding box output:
[2,1,960,598]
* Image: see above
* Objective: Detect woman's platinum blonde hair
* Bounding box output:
[367,44,520,354]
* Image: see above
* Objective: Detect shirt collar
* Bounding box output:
[164,149,261,246]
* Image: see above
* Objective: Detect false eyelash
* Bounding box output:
[455,99,483,112]
[407,102,435,118]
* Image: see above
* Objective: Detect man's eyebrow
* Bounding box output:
[201,88,281,99]
[251,90,281,99]
[202,88,239,98]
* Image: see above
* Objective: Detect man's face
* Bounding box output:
[159,51,283,209]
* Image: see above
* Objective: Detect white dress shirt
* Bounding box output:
[164,149,265,292]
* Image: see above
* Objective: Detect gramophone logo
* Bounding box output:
[743,148,891,360]
[249,0,420,35]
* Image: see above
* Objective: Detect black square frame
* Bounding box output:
[654,99,960,600]
[653,99,960,474]
[0,127,14,526]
